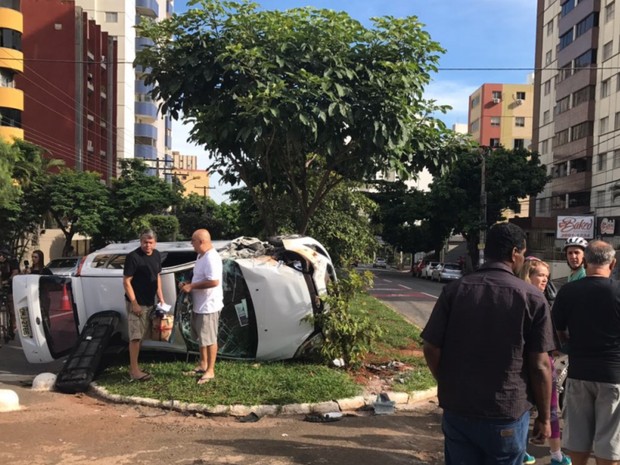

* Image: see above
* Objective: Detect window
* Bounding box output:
[541,139,549,154]
[562,0,575,17]
[471,95,480,108]
[490,138,500,148]
[573,85,595,106]
[598,153,607,171]
[516,91,526,100]
[514,139,525,150]
[597,190,606,207]
[544,80,551,96]
[0,28,21,50]
[0,70,15,88]
[554,129,569,147]
[559,30,573,50]
[543,110,550,124]
[515,117,525,127]
[606,1,616,22]
[546,50,553,66]
[602,78,611,98]
[574,49,597,69]
[0,106,21,127]
[571,122,591,141]
[615,111,620,130]
[601,116,609,134]
[546,19,554,36]
[559,62,572,82]
[492,91,502,100]
[490,117,500,126]
[617,73,620,92]
[604,41,614,61]
[614,149,620,169]
[576,13,598,38]
[556,95,570,114]
[470,118,479,133]
[105,12,118,23]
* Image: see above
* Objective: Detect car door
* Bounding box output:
[12,274,83,363]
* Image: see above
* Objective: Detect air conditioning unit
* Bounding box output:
[515,98,523,105]
[493,98,501,104]
[87,140,94,152]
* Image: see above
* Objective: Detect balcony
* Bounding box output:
[135,37,155,52]
[136,0,159,18]
[135,65,153,77]
[135,79,154,95]
[135,101,157,121]
[135,144,157,160]
[135,123,158,140]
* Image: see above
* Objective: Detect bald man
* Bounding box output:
[180,229,223,384]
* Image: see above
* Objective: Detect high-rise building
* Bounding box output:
[18,0,117,181]
[75,0,173,178]
[171,150,211,198]
[0,0,24,142]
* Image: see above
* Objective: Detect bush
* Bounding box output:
[309,269,382,370]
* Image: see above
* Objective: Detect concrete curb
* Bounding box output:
[89,383,437,417]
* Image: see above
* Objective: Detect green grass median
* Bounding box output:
[95,294,435,406]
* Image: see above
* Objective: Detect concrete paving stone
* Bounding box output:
[310,400,340,413]
[280,402,312,415]
[230,404,252,416]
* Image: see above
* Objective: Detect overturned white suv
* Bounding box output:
[13,236,336,367]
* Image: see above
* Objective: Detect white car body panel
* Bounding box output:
[13,236,333,364]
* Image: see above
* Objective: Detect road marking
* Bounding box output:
[420,292,439,299]
[399,284,411,290]
[369,290,436,299]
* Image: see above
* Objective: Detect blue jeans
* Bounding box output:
[442,410,530,465]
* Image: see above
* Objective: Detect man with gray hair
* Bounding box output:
[553,240,620,465]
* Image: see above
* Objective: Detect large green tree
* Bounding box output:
[428,147,550,266]
[96,159,182,244]
[136,0,455,236]
[41,169,112,256]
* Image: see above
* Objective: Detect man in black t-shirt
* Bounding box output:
[553,240,620,465]
[122,230,166,381]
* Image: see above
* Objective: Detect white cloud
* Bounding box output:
[425,80,477,127]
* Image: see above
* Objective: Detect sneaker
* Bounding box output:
[550,453,572,465]
[523,452,536,465]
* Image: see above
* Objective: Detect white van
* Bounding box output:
[13,235,336,365]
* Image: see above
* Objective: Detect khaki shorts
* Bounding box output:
[191,311,220,347]
[126,301,152,341]
[564,378,620,460]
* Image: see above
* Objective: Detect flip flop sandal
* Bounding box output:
[182,369,206,376]
[129,372,152,382]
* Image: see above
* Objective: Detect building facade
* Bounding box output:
[468,83,534,150]
[18,0,117,181]
[75,0,173,178]
[171,150,211,198]
[531,0,620,254]
[0,0,23,142]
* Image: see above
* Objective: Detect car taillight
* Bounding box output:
[18,306,32,338]
[75,256,87,276]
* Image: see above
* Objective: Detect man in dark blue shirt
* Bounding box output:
[422,223,554,465]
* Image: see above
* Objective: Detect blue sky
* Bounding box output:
[171,0,537,202]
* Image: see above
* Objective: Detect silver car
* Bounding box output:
[13,236,336,364]
[431,263,463,282]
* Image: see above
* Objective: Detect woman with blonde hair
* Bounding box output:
[520,257,571,465]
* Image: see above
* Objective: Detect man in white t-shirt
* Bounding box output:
[180,229,223,384]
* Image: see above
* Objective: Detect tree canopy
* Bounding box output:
[136,0,456,235]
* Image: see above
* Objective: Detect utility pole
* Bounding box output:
[478,147,489,268]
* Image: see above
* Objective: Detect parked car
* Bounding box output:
[373,258,387,268]
[41,257,82,276]
[420,261,440,279]
[13,236,336,364]
[431,263,463,282]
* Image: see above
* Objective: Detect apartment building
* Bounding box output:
[468,82,534,218]
[0,0,23,142]
[531,0,620,252]
[468,83,534,150]
[18,0,117,181]
[75,0,173,178]
[171,151,211,198]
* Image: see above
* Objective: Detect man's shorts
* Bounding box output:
[126,301,152,341]
[564,378,620,460]
[191,311,221,347]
